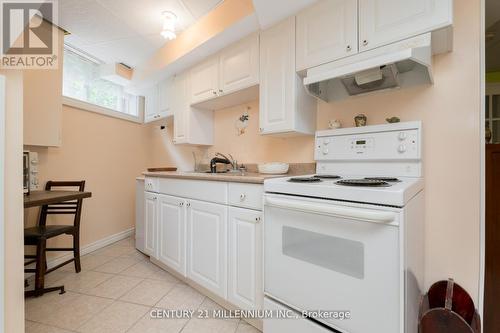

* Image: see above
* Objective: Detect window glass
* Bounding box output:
[63,48,138,116]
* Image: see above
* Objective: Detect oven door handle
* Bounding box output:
[265,196,397,224]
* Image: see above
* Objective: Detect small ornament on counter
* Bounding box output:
[328,119,342,129]
[235,107,250,136]
[354,114,367,127]
[386,117,401,123]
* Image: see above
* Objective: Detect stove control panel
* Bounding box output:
[315,126,420,161]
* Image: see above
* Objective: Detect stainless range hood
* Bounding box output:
[304,33,434,102]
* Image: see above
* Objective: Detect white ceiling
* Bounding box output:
[60,0,223,67]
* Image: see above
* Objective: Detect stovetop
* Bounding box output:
[266,174,423,207]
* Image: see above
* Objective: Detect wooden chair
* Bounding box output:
[24,181,86,297]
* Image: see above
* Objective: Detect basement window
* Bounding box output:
[62,46,141,122]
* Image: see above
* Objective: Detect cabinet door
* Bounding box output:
[144,84,159,123]
[259,17,295,134]
[144,192,158,258]
[190,56,219,104]
[157,195,186,276]
[228,207,262,311]
[187,200,227,298]
[173,73,187,143]
[219,34,259,95]
[158,76,174,117]
[359,0,452,51]
[296,0,358,71]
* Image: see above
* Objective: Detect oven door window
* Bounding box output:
[282,226,364,279]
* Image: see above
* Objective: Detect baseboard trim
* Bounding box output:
[43,227,135,271]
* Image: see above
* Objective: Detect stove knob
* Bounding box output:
[322,147,329,155]
[398,132,407,141]
[398,144,407,153]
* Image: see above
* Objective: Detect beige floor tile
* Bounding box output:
[92,257,141,274]
[119,250,148,261]
[26,269,76,290]
[236,322,261,333]
[61,254,114,272]
[120,279,175,306]
[127,308,188,333]
[147,268,181,283]
[58,271,114,293]
[76,300,150,333]
[86,275,143,299]
[120,261,161,279]
[25,320,74,333]
[180,317,239,333]
[155,284,205,311]
[25,291,113,330]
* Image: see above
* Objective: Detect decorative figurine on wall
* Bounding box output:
[328,119,342,129]
[386,116,401,123]
[354,114,367,127]
[236,106,250,136]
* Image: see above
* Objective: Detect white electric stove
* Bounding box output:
[263,122,424,333]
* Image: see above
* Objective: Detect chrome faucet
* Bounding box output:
[212,152,238,172]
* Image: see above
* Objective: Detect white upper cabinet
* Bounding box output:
[190,56,220,105]
[296,0,358,71]
[157,194,186,277]
[190,33,260,110]
[187,200,227,298]
[358,0,453,51]
[219,33,259,95]
[144,84,159,123]
[259,17,316,136]
[158,76,174,117]
[172,72,214,146]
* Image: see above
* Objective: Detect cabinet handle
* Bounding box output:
[186,202,191,207]
[255,217,261,223]
[179,202,184,207]
[219,89,223,93]
[363,40,368,46]
[346,45,351,52]
[259,128,263,132]
[240,194,246,201]
[212,91,217,95]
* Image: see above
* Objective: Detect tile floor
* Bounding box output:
[25,237,261,333]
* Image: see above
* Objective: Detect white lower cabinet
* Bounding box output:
[187,199,228,298]
[157,194,186,276]
[228,207,262,311]
[143,178,263,314]
[144,191,158,258]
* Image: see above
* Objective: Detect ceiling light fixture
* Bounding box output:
[161,11,177,40]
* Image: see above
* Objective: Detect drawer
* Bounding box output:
[158,178,228,204]
[228,183,263,210]
[144,177,159,192]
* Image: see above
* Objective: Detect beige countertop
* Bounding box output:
[142,171,288,184]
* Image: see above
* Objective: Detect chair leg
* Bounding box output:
[34,239,47,297]
[73,232,81,273]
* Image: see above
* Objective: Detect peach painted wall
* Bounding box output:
[150,0,482,303]
[24,105,154,255]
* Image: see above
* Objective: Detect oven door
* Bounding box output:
[264,193,402,333]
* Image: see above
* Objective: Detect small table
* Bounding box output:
[24,190,92,297]
[24,190,92,208]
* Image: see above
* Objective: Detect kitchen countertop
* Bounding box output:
[142,171,287,184]
[142,163,316,184]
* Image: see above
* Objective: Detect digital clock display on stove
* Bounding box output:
[356,140,366,145]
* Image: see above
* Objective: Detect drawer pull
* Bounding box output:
[240,194,246,201]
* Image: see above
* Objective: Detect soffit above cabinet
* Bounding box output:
[252,0,319,29]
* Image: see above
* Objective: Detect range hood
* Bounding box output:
[304,33,434,102]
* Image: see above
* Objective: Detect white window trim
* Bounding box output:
[63,96,143,124]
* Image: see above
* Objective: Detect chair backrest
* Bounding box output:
[39,181,86,229]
